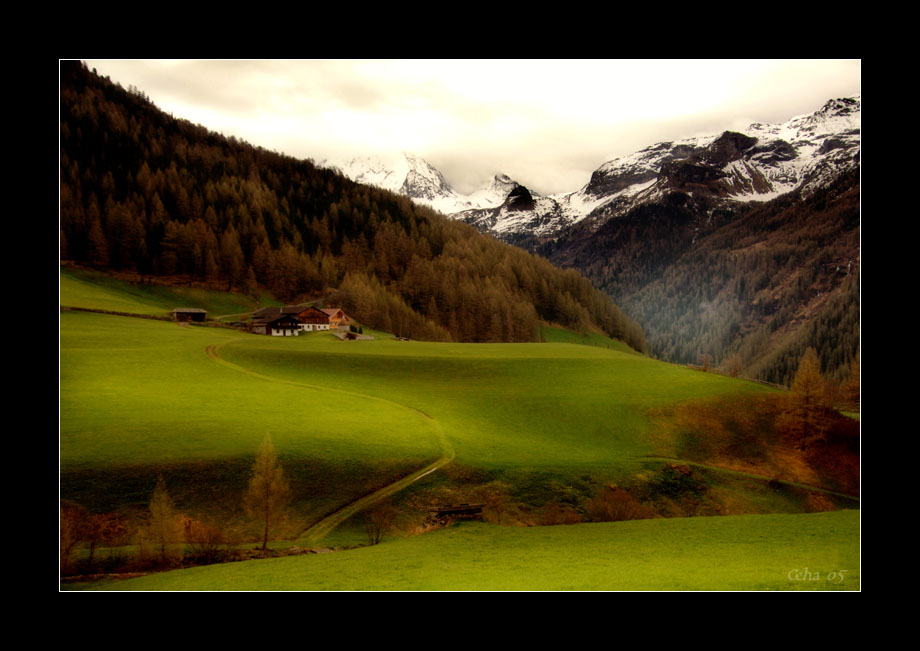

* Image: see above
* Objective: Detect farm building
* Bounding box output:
[172,308,207,322]
[249,305,352,335]
[293,305,332,331]
[425,503,485,525]
[321,308,350,329]
[249,307,302,336]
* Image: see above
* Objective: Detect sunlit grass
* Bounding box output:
[217,331,768,472]
[60,312,442,467]
[102,510,860,591]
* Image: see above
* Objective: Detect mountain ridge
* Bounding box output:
[330,96,860,243]
[324,152,519,217]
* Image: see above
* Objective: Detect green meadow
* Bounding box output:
[214,331,763,473]
[102,511,859,591]
[60,269,859,590]
[60,266,271,318]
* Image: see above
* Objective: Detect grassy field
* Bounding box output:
[60,312,443,467]
[215,331,765,473]
[60,269,859,590]
[60,266,271,318]
[541,323,637,353]
[60,310,442,533]
[95,511,859,591]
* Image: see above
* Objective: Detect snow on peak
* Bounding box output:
[327,152,519,216]
[324,96,859,239]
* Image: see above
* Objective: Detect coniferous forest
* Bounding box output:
[540,170,859,385]
[59,61,646,351]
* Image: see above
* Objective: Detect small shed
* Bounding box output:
[425,503,485,524]
[172,308,207,322]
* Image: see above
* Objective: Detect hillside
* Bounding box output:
[534,101,860,385]
[59,61,645,352]
[541,170,860,385]
[60,268,859,588]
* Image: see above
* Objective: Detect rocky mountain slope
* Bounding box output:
[329,97,859,247]
[537,99,860,385]
[464,96,860,243]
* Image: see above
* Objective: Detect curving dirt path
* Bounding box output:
[204,340,455,544]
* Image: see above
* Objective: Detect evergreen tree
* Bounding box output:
[242,265,258,298]
[220,226,245,290]
[86,216,109,266]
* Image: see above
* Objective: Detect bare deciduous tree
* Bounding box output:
[364,501,397,545]
[724,353,743,378]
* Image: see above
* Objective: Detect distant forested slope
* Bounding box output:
[541,174,859,384]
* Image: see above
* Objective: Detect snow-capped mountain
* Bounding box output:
[462,95,860,240]
[590,95,861,206]
[327,96,859,242]
[325,152,518,216]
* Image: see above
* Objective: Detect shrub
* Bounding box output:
[648,464,707,499]
[183,517,229,563]
[584,486,656,522]
[539,502,581,526]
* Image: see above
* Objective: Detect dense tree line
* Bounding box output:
[541,172,859,384]
[60,61,645,351]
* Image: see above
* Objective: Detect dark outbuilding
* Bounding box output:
[172,308,207,322]
[426,503,485,523]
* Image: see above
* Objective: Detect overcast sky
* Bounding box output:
[80,59,860,196]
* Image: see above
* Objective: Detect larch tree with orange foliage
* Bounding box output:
[244,435,292,551]
[781,347,827,447]
[840,354,860,412]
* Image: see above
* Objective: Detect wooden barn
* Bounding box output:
[172,307,207,322]
[294,305,332,331]
[249,305,350,335]
[250,307,301,337]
